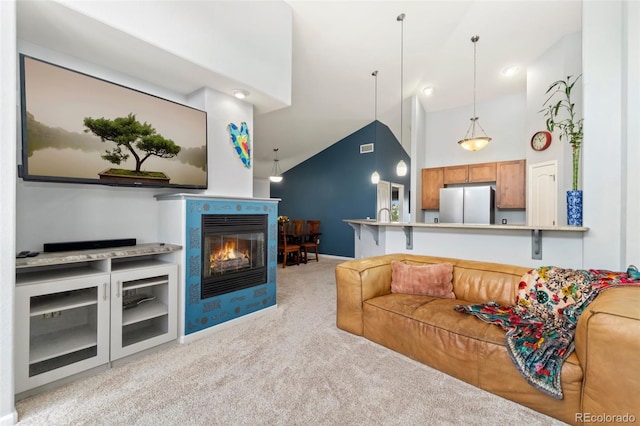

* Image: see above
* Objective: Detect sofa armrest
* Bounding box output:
[574,287,640,421]
[335,255,403,335]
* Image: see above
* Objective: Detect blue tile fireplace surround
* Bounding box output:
[182,197,278,335]
[184,200,278,335]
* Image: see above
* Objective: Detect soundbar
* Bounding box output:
[43,238,137,253]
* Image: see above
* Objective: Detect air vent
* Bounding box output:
[360,143,374,154]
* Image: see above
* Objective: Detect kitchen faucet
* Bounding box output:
[377,207,391,223]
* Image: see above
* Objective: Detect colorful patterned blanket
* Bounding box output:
[454,266,640,399]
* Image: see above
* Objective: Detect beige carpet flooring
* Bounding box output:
[15,258,565,425]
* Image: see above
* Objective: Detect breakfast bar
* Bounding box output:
[344,219,589,269]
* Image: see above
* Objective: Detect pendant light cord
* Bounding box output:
[273,148,280,175]
[372,70,379,182]
[372,70,378,121]
[398,13,405,148]
[472,35,479,123]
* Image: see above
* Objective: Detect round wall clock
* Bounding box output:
[531,131,552,151]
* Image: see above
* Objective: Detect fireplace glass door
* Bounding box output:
[204,232,264,276]
[201,214,267,299]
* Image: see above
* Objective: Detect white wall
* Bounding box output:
[623,1,640,267]
[526,32,582,225]
[424,92,527,169]
[410,95,426,223]
[188,87,255,198]
[583,1,629,270]
[253,177,271,199]
[59,0,292,108]
[0,3,18,425]
[383,227,585,270]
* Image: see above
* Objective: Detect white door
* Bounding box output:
[529,161,558,226]
[377,180,391,222]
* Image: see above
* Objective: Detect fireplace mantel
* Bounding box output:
[155,193,280,203]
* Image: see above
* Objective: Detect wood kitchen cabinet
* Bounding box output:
[443,165,468,184]
[468,162,496,182]
[443,162,496,184]
[421,167,444,210]
[422,160,525,210]
[496,159,526,209]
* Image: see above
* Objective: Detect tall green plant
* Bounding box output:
[540,74,584,191]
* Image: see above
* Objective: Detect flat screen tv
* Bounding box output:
[19,54,208,189]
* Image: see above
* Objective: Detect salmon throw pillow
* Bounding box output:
[390,261,455,299]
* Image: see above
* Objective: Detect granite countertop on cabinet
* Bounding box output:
[16,243,182,268]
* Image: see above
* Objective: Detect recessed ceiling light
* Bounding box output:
[501,65,519,77]
[422,86,434,96]
[232,89,249,99]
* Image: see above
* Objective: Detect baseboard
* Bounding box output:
[0,410,18,426]
[318,254,354,261]
[179,305,278,344]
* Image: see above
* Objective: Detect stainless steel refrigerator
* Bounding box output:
[439,186,495,224]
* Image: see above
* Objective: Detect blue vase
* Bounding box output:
[567,190,583,226]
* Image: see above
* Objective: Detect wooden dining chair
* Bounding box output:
[278,222,301,268]
[300,220,321,263]
[289,219,306,244]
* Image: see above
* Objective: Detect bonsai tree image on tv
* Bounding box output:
[84,113,181,185]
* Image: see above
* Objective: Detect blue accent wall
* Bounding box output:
[271,121,410,257]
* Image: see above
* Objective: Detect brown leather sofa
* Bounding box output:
[335,254,640,425]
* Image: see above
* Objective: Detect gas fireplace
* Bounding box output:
[157,195,278,337]
[201,214,267,299]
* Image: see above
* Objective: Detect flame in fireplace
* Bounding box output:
[209,241,250,273]
[211,241,248,262]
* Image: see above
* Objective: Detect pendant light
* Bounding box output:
[371,70,380,184]
[269,148,283,183]
[395,13,408,177]
[458,35,492,151]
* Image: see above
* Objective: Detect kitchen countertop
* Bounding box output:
[343,219,589,232]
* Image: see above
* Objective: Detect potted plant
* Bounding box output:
[277,215,290,223]
[540,74,584,226]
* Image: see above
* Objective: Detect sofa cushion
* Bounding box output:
[398,256,529,305]
[365,293,438,317]
[391,261,455,298]
[367,294,502,345]
[364,292,584,416]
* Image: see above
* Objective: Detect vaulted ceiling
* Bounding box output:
[252,1,582,178]
[16,0,583,179]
